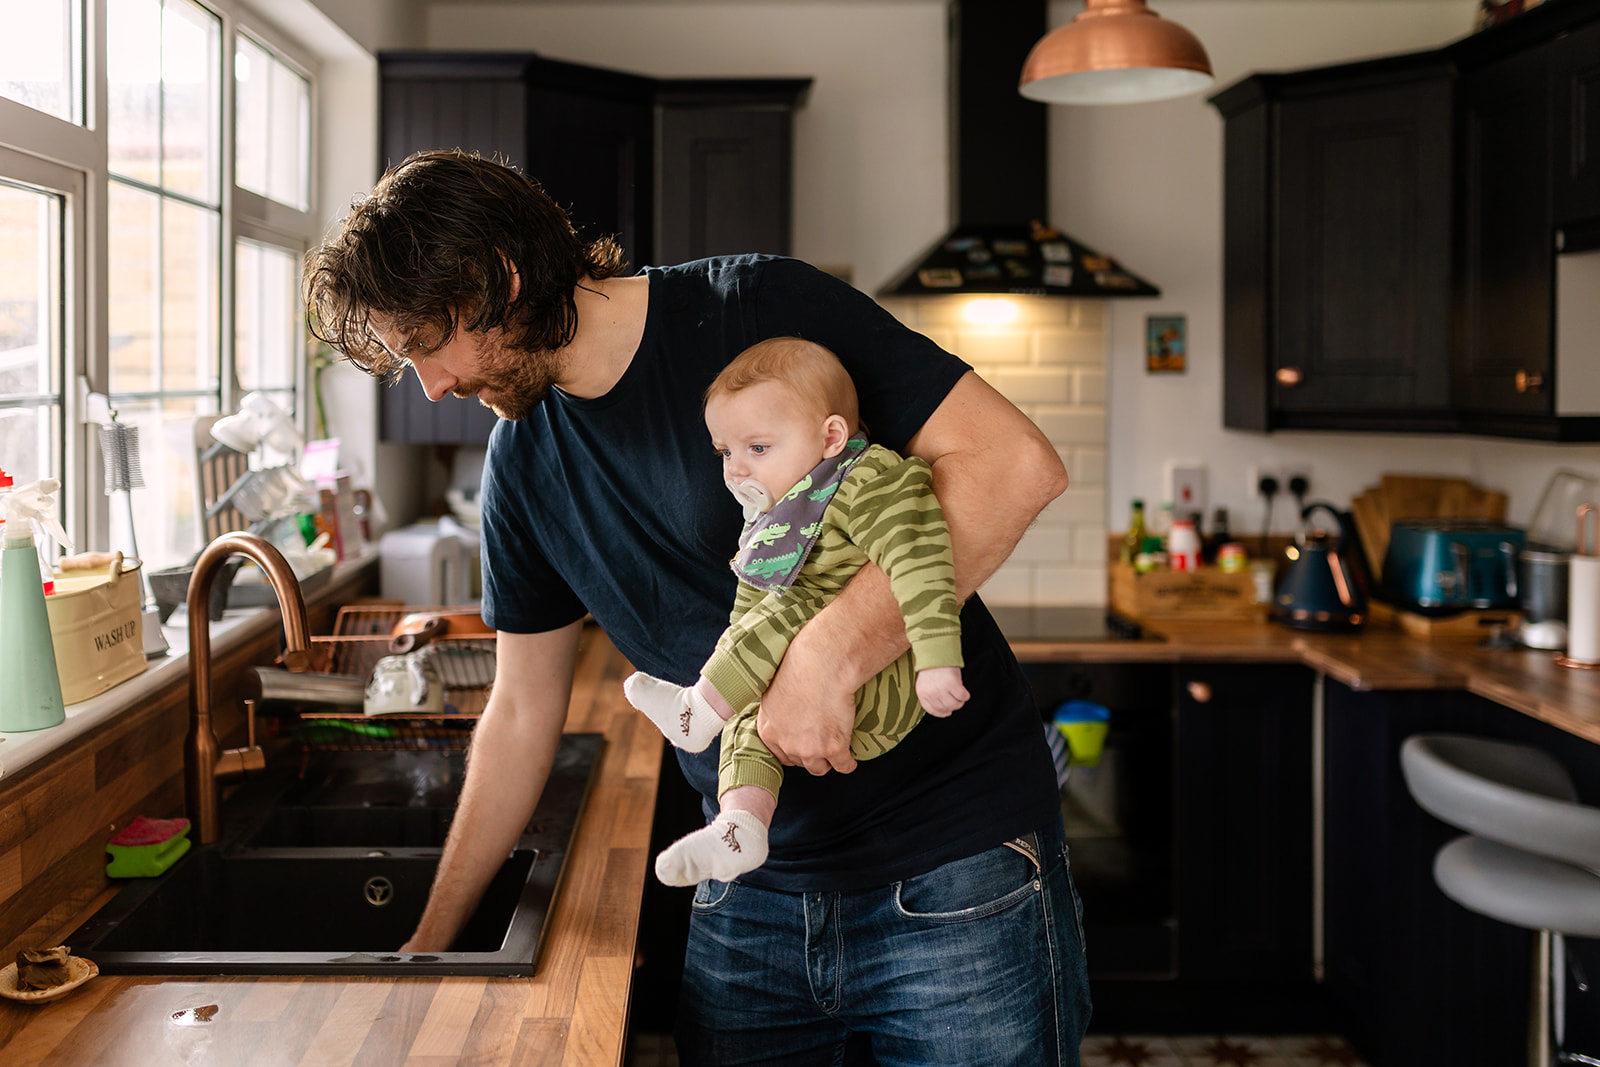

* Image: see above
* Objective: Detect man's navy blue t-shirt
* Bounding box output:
[479,255,1059,892]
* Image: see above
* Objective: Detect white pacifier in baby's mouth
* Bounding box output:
[725,477,775,522]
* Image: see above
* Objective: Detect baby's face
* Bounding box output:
[706,380,835,514]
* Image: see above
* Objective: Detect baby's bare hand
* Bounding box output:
[915,666,969,717]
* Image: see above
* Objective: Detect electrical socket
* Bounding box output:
[1284,466,1314,505]
[1165,461,1207,520]
[1248,464,1281,497]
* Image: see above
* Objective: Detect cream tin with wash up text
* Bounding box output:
[45,556,146,704]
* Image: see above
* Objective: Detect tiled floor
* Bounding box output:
[628,1032,1368,1066]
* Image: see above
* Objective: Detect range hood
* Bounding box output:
[880,1,1159,299]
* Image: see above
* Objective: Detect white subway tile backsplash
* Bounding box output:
[1071,447,1107,488]
[878,294,1112,608]
[1034,565,1108,606]
[955,331,1032,367]
[1035,328,1105,366]
[1034,409,1107,445]
[1075,370,1107,406]
[1009,524,1075,564]
[987,368,1073,405]
[978,565,1034,606]
[897,295,1074,328]
[1074,526,1110,563]
[1042,488,1107,525]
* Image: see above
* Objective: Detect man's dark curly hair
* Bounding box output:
[304,150,626,378]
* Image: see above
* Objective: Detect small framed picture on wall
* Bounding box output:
[1146,315,1187,373]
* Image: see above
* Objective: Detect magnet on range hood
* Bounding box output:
[879,1,1159,300]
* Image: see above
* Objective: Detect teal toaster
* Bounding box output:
[1380,520,1525,614]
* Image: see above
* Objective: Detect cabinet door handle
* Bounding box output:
[1275,367,1303,387]
[1515,370,1544,394]
[1186,680,1213,703]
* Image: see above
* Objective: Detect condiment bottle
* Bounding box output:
[1121,499,1147,565]
[1169,518,1202,572]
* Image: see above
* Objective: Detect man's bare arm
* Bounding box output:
[402,621,583,952]
[756,370,1069,774]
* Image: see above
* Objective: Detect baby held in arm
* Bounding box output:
[623,336,968,887]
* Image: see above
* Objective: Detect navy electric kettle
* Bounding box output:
[1272,502,1369,631]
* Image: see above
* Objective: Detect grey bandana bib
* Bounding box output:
[731,436,870,592]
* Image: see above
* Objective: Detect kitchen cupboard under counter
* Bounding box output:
[1006,617,1600,745]
[0,626,661,1067]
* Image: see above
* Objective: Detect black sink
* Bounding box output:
[71,732,603,976]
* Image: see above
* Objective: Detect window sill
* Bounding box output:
[0,549,379,783]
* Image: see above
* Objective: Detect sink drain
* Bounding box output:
[363,876,395,907]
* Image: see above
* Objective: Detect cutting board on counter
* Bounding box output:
[1349,474,1508,575]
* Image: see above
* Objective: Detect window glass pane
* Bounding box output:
[161,0,222,205]
[268,58,310,211]
[234,37,270,202]
[111,396,217,571]
[0,0,79,124]
[107,181,160,395]
[0,182,64,485]
[236,36,311,212]
[234,238,299,400]
[108,0,162,186]
[162,197,219,393]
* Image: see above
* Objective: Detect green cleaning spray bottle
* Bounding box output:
[0,478,70,731]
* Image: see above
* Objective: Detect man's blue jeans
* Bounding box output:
[674,815,1092,1065]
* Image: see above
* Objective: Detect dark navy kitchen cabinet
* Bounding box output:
[1175,663,1315,986]
[1553,19,1600,227]
[1214,1,1600,442]
[1212,58,1457,434]
[1452,41,1554,422]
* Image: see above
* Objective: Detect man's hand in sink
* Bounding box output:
[399,624,583,954]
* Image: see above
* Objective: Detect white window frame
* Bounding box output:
[0,0,319,562]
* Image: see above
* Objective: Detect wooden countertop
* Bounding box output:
[0,625,659,1067]
[1009,616,1600,746]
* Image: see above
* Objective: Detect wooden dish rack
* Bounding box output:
[282,605,496,752]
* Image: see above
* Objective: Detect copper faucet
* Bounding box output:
[183,532,313,845]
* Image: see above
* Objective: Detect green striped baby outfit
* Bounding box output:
[702,443,963,801]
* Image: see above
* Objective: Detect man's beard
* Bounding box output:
[453,331,563,422]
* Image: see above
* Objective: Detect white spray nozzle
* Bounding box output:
[2,479,72,553]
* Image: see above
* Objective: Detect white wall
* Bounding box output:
[1051,0,1600,537]
[424,1,949,297]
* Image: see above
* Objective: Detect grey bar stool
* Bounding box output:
[1401,734,1600,1067]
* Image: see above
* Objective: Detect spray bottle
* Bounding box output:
[0,479,71,731]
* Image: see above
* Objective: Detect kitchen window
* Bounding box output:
[0,0,317,571]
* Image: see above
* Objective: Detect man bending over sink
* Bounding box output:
[304,150,1089,1066]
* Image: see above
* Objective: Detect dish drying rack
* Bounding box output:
[283,605,495,752]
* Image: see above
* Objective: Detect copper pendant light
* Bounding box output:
[1019,0,1214,105]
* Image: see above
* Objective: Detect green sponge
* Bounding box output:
[105,816,192,878]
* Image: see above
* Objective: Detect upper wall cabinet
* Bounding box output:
[1452,42,1554,424]
[1552,19,1600,227]
[1212,2,1600,442]
[1212,57,1457,434]
[376,54,810,445]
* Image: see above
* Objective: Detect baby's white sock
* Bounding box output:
[622,672,727,753]
[654,809,770,887]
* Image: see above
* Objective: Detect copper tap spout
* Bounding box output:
[183,532,313,845]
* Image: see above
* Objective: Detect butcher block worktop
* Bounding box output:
[0,625,660,1067]
[1009,616,1600,747]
